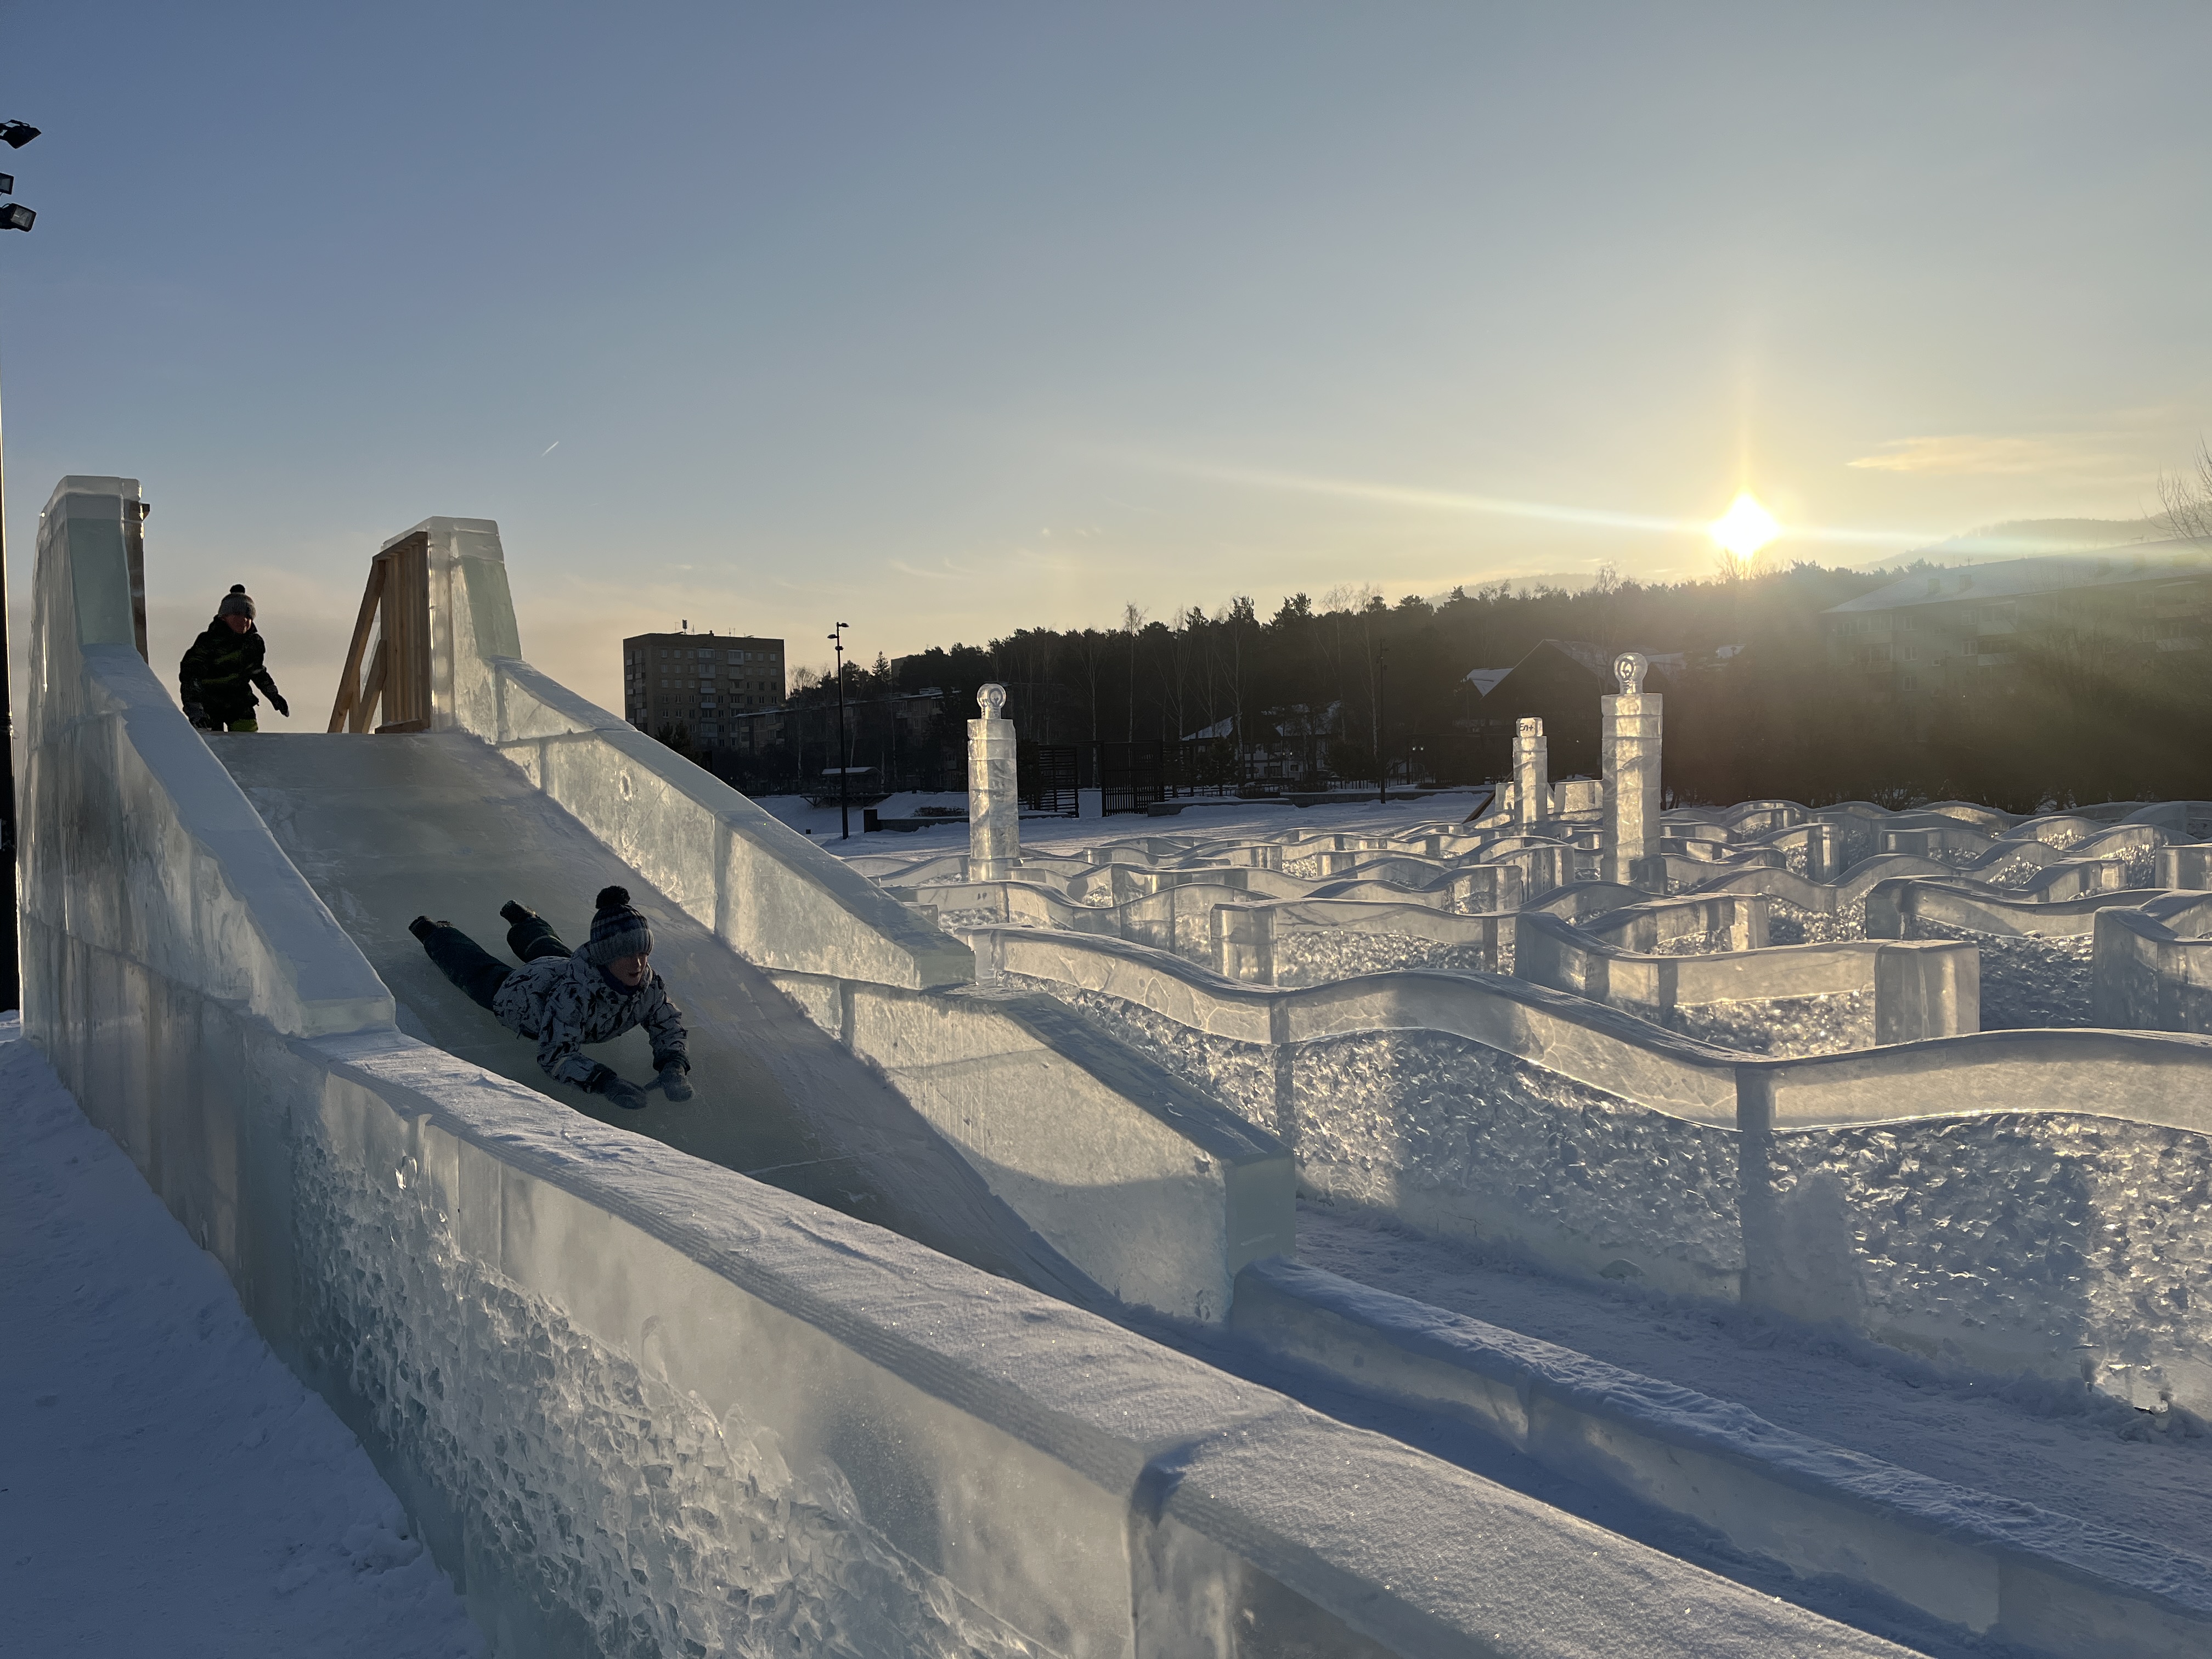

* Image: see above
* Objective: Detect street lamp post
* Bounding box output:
[0,117,42,1014]
[828,621,851,838]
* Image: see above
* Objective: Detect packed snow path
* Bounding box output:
[218,732,1099,1307]
[0,1025,484,1657]
[1298,1200,2212,1566]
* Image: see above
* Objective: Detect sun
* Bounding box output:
[1709,492,1781,561]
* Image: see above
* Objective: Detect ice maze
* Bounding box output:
[25,475,2212,1657]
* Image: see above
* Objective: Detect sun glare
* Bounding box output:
[1709,492,1780,561]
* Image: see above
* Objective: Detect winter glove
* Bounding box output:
[582,1063,650,1111]
[601,1076,650,1111]
[183,701,208,729]
[269,692,290,718]
[656,1057,693,1103]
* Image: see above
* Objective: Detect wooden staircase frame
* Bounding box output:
[326,531,433,733]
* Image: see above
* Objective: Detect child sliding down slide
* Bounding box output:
[410,886,693,1111]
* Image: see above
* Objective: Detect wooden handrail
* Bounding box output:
[327,532,432,733]
[327,557,387,731]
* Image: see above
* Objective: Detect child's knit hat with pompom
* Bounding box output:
[579,885,653,964]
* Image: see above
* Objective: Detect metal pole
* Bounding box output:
[0,353,16,1011]
[0,121,35,1014]
[830,622,850,839]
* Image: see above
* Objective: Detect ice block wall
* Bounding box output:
[977,922,2212,1413]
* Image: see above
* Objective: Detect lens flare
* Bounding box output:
[1710,492,1780,560]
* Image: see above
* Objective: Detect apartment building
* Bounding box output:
[1825,541,2212,695]
[623,630,786,746]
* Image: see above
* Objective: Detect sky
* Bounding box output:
[4,2,2210,716]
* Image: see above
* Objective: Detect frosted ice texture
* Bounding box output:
[1271,930,1498,987]
[1666,991,1877,1058]
[294,1120,1038,1658]
[1767,899,1865,945]
[1980,853,2050,890]
[1912,921,2094,1028]
[1768,1114,2212,1409]
[1019,977,1743,1293]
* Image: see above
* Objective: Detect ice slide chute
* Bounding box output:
[223,513,1300,1318]
[217,729,1103,1302]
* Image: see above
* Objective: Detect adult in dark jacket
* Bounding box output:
[409,886,693,1111]
[178,584,290,732]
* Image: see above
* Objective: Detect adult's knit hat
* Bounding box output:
[217,584,255,619]
[579,885,654,965]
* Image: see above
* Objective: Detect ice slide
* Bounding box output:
[27,480,1925,1656]
[217,729,1104,1306]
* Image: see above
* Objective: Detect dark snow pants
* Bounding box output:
[420,908,573,1012]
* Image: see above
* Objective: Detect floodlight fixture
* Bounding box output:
[0,121,39,149]
[0,174,12,196]
[0,204,33,233]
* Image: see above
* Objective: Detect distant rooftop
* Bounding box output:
[1826,539,2212,614]
[1468,639,1687,697]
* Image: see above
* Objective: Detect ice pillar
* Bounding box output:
[1513,717,1549,828]
[967,682,1022,881]
[1601,652,1663,888]
[1806,821,1843,882]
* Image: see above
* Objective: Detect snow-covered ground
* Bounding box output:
[0,1022,483,1658]
[752,787,1496,856]
[1297,1200,2212,1564]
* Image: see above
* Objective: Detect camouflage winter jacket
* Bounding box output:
[178,623,283,721]
[490,952,689,1088]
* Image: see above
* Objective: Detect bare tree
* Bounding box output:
[2158,438,2212,543]
[1221,596,1255,760]
[1712,548,1756,583]
[1121,602,1148,741]
[1069,628,1111,742]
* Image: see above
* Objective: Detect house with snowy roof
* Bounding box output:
[1462,639,1683,777]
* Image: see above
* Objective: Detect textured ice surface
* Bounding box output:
[1016,976,1743,1293]
[1667,991,1877,1057]
[1298,1202,2212,1566]
[1914,920,2094,1028]
[1768,1113,2212,1409]
[1767,899,1864,945]
[0,1029,483,1659]
[1272,929,1496,987]
[1980,853,2048,890]
[292,1104,1038,1659]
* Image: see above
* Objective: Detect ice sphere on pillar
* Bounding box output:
[968,682,1022,882]
[1513,717,1549,828]
[1601,651,1663,889]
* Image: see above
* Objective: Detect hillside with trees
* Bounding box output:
[705,557,2212,814]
